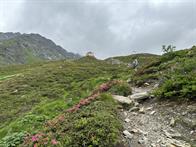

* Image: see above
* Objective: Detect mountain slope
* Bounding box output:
[132,46,196,100]
[0,57,132,146]
[0,32,80,66]
[106,53,160,66]
[0,47,195,146]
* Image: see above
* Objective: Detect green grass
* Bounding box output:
[22,94,123,147]
[0,75,16,81]
[106,53,160,66]
[24,48,44,64]
[132,46,196,100]
[0,57,132,146]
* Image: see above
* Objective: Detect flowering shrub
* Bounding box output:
[23,93,122,147]
[22,80,124,146]
[23,133,59,146]
[67,80,121,113]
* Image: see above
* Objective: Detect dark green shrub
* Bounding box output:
[108,82,132,96]
[155,74,196,100]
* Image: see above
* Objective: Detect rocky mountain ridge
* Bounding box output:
[0,32,80,66]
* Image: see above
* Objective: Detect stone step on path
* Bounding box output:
[129,91,149,101]
[112,95,134,105]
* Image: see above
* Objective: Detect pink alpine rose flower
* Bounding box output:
[51,139,58,145]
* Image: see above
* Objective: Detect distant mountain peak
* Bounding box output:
[0,32,81,66]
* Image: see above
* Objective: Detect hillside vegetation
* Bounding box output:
[133,46,196,100]
[0,47,195,146]
[0,57,132,146]
[106,53,160,66]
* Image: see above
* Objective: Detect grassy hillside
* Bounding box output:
[106,53,160,66]
[132,46,196,100]
[0,47,195,146]
[0,57,132,146]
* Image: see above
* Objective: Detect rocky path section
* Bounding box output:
[115,85,195,147]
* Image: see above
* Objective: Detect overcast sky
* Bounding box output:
[0,0,196,58]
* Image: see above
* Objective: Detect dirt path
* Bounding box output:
[120,86,196,147]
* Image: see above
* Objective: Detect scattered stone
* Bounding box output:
[138,137,148,144]
[138,129,148,135]
[190,130,194,135]
[150,111,156,115]
[151,143,156,147]
[144,82,150,86]
[125,118,130,123]
[112,95,133,105]
[130,91,149,101]
[138,139,145,144]
[134,101,139,107]
[123,130,133,139]
[120,109,124,112]
[157,139,161,143]
[153,83,159,88]
[146,106,153,111]
[129,106,139,112]
[131,128,139,133]
[170,117,175,127]
[150,94,155,98]
[124,112,127,116]
[167,138,191,147]
[139,107,145,113]
[132,112,138,115]
[182,112,187,116]
[163,130,181,139]
[167,144,176,147]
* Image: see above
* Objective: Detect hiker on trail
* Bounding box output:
[132,59,139,69]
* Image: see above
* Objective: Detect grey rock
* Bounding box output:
[123,130,133,139]
[130,91,149,101]
[150,111,156,115]
[163,130,181,139]
[166,138,191,147]
[139,107,145,113]
[113,95,133,105]
[124,112,128,116]
[125,118,131,123]
[144,82,150,86]
[146,106,153,111]
[130,128,139,133]
[129,107,140,112]
[134,101,140,107]
[138,137,148,144]
[170,117,175,127]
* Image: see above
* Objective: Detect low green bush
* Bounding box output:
[0,132,27,147]
[154,74,196,100]
[108,82,132,96]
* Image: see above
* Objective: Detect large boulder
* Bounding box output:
[112,95,133,105]
[129,91,149,101]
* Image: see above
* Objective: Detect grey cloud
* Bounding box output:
[1,0,196,58]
